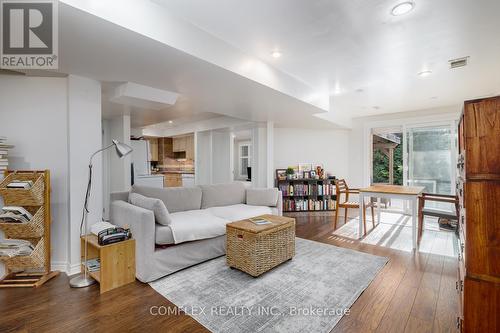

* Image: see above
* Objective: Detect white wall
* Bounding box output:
[0,75,69,276]
[274,128,350,179]
[0,74,102,276]
[212,130,232,184]
[252,127,268,188]
[195,130,212,185]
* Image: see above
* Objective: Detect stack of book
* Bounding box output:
[0,206,33,224]
[0,137,14,172]
[6,180,33,189]
[83,258,101,272]
[0,239,34,257]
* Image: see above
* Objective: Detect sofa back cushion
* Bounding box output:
[246,188,279,207]
[131,185,202,213]
[200,182,246,209]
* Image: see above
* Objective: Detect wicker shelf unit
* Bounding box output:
[0,170,59,288]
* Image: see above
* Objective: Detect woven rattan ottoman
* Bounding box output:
[226,214,295,277]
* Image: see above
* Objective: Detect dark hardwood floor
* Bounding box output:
[0,213,458,333]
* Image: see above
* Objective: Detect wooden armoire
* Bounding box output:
[457,96,500,332]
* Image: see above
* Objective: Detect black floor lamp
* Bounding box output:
[69,140,133,288]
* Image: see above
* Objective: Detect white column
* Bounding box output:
[266,121,274,188]
[67,75,102,274]
[108,114,131,192]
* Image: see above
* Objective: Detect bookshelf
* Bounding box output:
[277,178,337,212]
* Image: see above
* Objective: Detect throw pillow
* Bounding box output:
[129,192,171,225]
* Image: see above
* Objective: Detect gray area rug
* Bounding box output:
[150,238,388,333]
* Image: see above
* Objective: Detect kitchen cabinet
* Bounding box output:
[172,135,194,158]
[172,137,185,152]
[147,138,159,161]
[164,173,182,187]
[185,135,195,160]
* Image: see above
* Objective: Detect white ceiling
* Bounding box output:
[58,3,337,129]
[158,0,500,118]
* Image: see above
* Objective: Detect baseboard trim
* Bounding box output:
[51,261,80,276]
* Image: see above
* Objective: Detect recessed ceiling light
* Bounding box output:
[271,50,282,58]
[418,70,432,77]
[168,120,173,124]
[391,2,415,16]
[332,88,343,95]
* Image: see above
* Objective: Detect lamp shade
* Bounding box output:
[112,140,133,158]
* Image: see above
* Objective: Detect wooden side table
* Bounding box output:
[80,235,135,294]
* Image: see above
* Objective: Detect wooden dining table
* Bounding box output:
[358,185,425,250]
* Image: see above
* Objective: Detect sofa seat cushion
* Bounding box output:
[168,209,230,244]
[155,224,175,245]
[207,204,273,222]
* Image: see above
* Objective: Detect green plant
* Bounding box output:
[286,167,295,175]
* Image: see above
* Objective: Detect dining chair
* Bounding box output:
[417,193,459,244]
[334,179,375,234]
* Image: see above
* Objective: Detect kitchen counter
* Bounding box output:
[154,170,194,174]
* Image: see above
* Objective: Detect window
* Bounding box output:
[238,142,251,178]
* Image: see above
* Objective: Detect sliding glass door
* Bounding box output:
[405,123,456,210]
[371,122,457,210]
[406,125,455,194]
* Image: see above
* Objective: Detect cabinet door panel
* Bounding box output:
[465,181,500,278]
[464,99,500,177]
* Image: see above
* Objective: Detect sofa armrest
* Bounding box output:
[277,190,283,216]
[110,191,129,203]
[110,200,155,281]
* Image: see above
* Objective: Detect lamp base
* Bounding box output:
[69,274,96,288]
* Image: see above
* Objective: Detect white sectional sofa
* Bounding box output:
[110,182,282,282]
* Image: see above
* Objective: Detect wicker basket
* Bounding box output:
[0,172,45,206]
[0,206,45,238]
[1,237,45,271]
[226,217,295,277]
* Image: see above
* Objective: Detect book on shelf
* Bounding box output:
[282,197,335,212]
[2,206,33,220]
[0,212,29,223]
[249,217,272,225]
[83,258,101,272]
[6,180,33,189]
[0,239,34,257]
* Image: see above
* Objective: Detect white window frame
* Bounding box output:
[238,141,251,178]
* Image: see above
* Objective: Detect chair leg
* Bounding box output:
[371,205,375,228]
[344,207,348,225]
[334,206,339,230]
[418,199,424,245]
[362,205,367,236]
